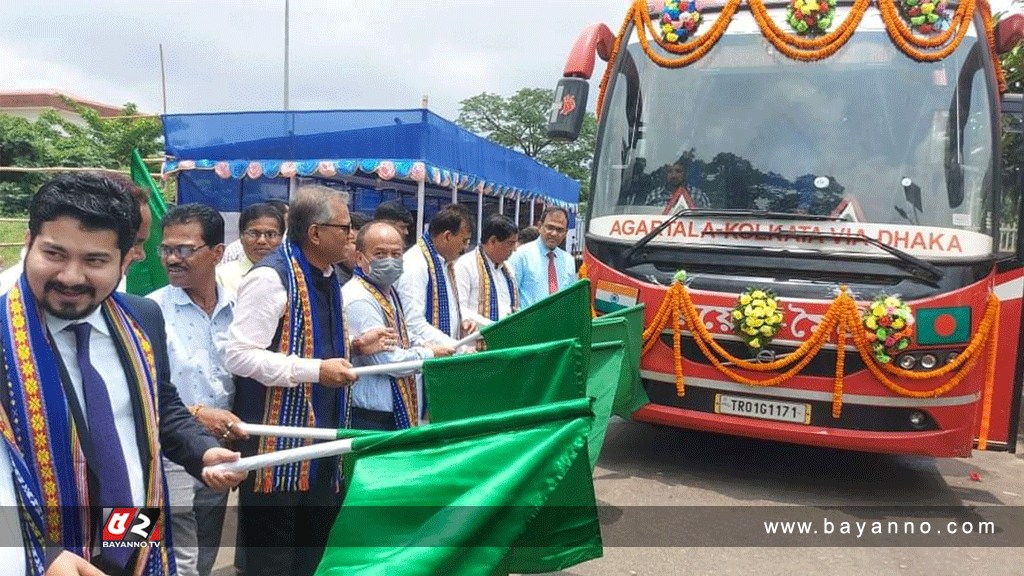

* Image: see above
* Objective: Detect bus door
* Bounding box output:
[983,91,1023,451]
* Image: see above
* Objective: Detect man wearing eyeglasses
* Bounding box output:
[148,203,240,576]
[225,185,392,576]
[216,203,286,297]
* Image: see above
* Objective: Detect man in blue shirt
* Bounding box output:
[508,206,577,307]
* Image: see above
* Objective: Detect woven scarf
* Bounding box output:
[353,269,417,428]
[417,233,455,337]
[255,241,350,493]
[476,247,518,322]
[0,276,173,575]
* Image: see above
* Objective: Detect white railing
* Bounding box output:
[1000,226,1018,253]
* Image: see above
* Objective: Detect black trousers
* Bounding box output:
[238,459,342,576]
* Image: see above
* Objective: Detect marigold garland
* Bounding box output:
[750,0,870,60]
[639,279,1000,426]
[594,0,1007,100]
[878,0,977,61]
[977,303,999,449]
[578,260,597,318]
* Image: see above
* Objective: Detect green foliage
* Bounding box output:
[0,97,163,215]
[456,88,597,202]
[999,8,1023,229]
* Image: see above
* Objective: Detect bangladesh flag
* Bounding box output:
[126,148,169,295]
[317,399,602,576]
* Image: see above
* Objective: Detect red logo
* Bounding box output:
[102,508,162,543]
[559,94,576,116]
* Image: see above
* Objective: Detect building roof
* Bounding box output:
[0,90,123,117]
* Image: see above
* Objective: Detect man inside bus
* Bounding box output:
[645,156,709,215]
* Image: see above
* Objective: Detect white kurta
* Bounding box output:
[453,249,515,326]
[395,245,461,347]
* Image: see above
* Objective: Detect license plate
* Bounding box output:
[715,394,811,424]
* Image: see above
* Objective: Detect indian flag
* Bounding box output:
[594,280,639,313]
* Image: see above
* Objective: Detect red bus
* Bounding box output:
[549,0,1024,456]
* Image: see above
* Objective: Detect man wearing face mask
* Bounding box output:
[342,221,455,430]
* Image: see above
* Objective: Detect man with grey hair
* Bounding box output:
[225,184,385,576]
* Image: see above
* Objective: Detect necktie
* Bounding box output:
[70,323,135,507]
[547,251,558,294]
[70,323,135,568]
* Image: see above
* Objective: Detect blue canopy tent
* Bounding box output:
[161,109,580,240]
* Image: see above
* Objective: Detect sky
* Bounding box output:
[0,0,630,119]
[0,0,1018,121]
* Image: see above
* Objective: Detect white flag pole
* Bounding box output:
[236,422,339,441]
[204,437,354,475]
[347,332,485,377]
[351,359,424,377]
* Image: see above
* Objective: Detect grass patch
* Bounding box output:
[0,219,27,272]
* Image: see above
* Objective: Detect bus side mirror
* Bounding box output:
[547,78,589,142]
[995,13,1024,53]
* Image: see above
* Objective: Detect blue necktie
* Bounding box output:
[71,323,135,568]
[71,322,135,507]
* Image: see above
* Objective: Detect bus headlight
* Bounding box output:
[898,354,917,370]
[919,353,938,370]
[909,410,927,430]
[945,351,959,364]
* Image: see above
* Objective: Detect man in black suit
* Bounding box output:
[0,173,246,576]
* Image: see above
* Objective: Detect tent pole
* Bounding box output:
[515,193,521,228]
[452,184,457,204]
[288,176,297,200]
[416,180,425,237]
[498,194,504,215]
[530,199,535,226]
[477,188,484,244]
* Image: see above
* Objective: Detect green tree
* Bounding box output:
[999,7,1023,232]
[456,88,597,202]
[0,98,163,215]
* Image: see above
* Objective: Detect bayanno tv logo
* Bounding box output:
[101,508,162,549]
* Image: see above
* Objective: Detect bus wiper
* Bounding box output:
[702,228,945,283]
[622,208,848,264]
[680,208,850,222]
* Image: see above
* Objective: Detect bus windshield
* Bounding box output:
[591,16,996,259]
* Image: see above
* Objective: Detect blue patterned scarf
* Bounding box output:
[255,241,350,493]
[417,233,455,337]
[0,275,174,574]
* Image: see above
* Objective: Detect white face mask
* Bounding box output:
[365,256,403,287]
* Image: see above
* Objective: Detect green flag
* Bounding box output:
[317,399,602,576]
[424,339,585,424]
[594,304,649,417]
[126,148,169,295]
[585,340,626,470]
[480,280,592,358]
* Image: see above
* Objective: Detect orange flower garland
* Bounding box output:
[977,303,999,449]
[595,0,1008,109]
[749,0,872,60]
[639,280,1000,423]
[878,0,977,61]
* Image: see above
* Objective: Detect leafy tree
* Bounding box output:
[456,88,597,202]
[0,98,162,215]
[999,6,1023,230]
